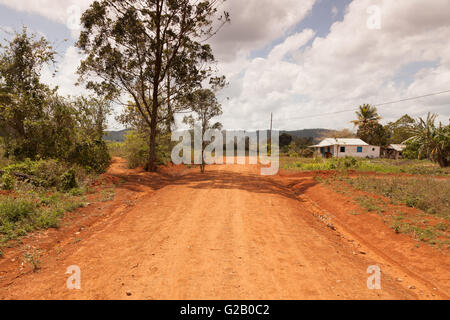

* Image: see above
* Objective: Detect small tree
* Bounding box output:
[184,89,222,173]
[408,113,449,168]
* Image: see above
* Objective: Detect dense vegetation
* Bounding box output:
[0,28,113,248]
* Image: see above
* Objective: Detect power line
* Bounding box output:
[280,89,450,121]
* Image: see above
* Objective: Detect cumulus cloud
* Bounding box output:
[218,0,450,130]
[210,0,315,62]
[2,0,449,130]
[41,46,86,97]
[0,0,92,38]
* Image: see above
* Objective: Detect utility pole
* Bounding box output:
[270,112,273,135]
[269,112,273,145]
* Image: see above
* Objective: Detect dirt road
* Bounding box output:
[0,158,448,299]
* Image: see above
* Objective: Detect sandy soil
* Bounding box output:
[0,158,448,300]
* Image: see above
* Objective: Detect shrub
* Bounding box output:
[60,169,78,191]
[0,159,90,192]
[107,141,126,158]
[0,173,15,190]
[0,198,36,224]
[70,139,111,173]
[123,131,149,169]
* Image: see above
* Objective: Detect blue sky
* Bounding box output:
[1,0,449,131]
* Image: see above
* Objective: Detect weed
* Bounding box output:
[349,176,449,219]
[354,196,384,214]
[23,248,41,272]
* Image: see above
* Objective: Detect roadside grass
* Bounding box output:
[0,158,108,250]
[282,156,450,176]
[346,176,450,219]
[100,188,116,202]
[316,174,450,249]
[0,191,87,245]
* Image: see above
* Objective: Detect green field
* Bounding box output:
[282,156,450,176]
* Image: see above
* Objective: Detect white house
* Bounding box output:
[311,138,380,158]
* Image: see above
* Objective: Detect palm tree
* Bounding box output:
[351,104,382,127]
[408,113,449,168]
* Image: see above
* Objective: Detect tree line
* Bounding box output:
[0,28,111,173]
[1,0,229,174]
[351,104,449,167]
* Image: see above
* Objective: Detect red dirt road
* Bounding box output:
[0,158,448,300]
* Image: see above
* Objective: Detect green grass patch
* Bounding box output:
[282,157,450,176]
[0,158,101,247]
[0,192,87,244]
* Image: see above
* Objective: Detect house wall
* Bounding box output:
[334,145,380,158]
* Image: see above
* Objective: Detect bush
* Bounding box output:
[123,131,149,169]
[60,169,78,191]
[70,139,111,173]
[0,173,15,190]
[0,159,88,192]
[0,198,36,225]
[107,141,126,158]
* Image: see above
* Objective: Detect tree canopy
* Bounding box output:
[77,0,229,171]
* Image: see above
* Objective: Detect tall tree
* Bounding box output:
[385,114,415,144]
[183,88,222,173]
[352,104,386,146]
[76,0,229,171]
[0,27,56,159]
[351,104,382,127]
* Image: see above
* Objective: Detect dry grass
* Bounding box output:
[317,173,450,248]
[347,176,450,219]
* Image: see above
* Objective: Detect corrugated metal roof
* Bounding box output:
[389,144,406,152]
[311,138,369,148]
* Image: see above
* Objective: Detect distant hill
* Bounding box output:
[104,128,334,143]
[104,129,130,142]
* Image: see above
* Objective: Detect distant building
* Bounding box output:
[311,138,380,158]
[383,144,406,160]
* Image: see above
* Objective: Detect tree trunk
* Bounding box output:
[148,101,159,172]
[148,0,162,173]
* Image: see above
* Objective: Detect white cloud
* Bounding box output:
[268,29,315,61]
[218,0,450,130]
[41,46,86,97]
[3,0,449,131]
[210,0,316,62]
[0,0,92,38]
